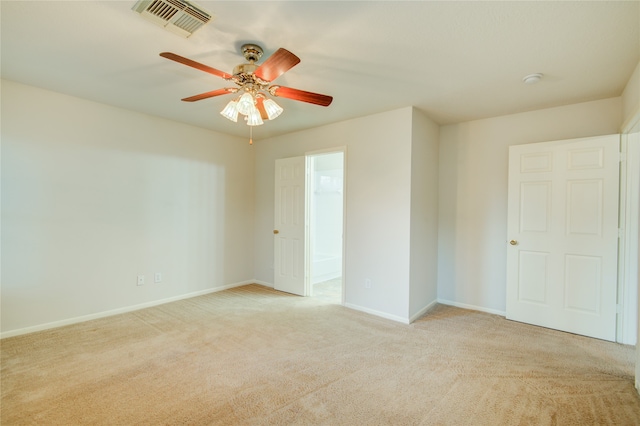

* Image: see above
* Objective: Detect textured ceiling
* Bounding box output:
[1,1,638,140]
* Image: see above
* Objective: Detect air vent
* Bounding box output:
[132,0,213,38]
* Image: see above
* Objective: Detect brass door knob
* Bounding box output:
[509,240,518,246]
[273,230,279,234]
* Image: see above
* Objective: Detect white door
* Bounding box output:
[506,135,620,341]
[274,156,307,296]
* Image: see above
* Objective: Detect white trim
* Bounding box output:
[0,280,255,339]
[620,107,640,396]
[305,154,313,297]
[409,299,439,323]
[437,298,506,317]
[341,148,347,306]
[617,131,640,344]
[344,302,410,324]
[253,280,274,288]
[305,145,348,157]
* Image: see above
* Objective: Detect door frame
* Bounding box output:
[305,146,347,305]
[620,107,640,394]
[619,112,640,345]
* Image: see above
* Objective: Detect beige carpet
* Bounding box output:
[311,278,342,304]
[2,284,639,425]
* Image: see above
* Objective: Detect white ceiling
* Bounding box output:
[2,1,638,140]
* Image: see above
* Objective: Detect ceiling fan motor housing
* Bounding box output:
[232,45,267,89]
[241,44,263,63]
[233,63,258,76]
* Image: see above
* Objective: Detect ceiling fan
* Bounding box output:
[160,44,333,127]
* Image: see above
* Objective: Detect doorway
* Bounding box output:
[273,150,345,303]
[308,151,344,304]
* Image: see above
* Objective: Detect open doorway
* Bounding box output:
[307,151,344,304]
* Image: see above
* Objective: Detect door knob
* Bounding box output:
[509,240,518,246]
[273,230,279,234]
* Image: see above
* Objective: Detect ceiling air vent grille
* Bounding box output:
[132,0,213,38]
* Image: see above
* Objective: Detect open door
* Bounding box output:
[506,135,620,341]
[274,156,307,296]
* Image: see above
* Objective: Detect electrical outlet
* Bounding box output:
[154,272,162,283]
[365,278,372,289]
[137,275,145,286]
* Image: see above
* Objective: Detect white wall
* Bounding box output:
[254,108,414,321]
[1,80,255,336]
[409,109,440,320]
[437,97,622,314]
[623,62,640,128]
[3,78,630,337]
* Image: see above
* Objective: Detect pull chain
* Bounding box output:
[249,126,253,145]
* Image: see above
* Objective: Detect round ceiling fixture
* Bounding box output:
[523,73,543,84]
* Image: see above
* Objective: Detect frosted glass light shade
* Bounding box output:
[236,92,255,115]
[220,100,239,122]
[263,98,283,120]
[246,105,264,126]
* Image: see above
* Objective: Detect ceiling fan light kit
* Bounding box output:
[236,92,255,116]
[262,98,284,120]
[246,108,264,126]
[160,43,333,139]
[219,100,239,122]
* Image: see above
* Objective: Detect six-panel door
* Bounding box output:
[506,135,620,341]
[274,156,307,296]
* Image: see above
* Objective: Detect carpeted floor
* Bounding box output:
[311,278,342,304]
[2,284,639,425]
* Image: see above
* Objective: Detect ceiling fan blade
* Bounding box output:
[160,52,232,80]
[270,86,333,107]
[181,88,236,102]
[256,97,269,120]
[254,48,301,82]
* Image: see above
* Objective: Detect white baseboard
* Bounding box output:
[409,299,439,323]
[1,280,256,339]
[2,284,507,339]
[344,303,410,324]
[344,299,439,325]
[437,298,506,317]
